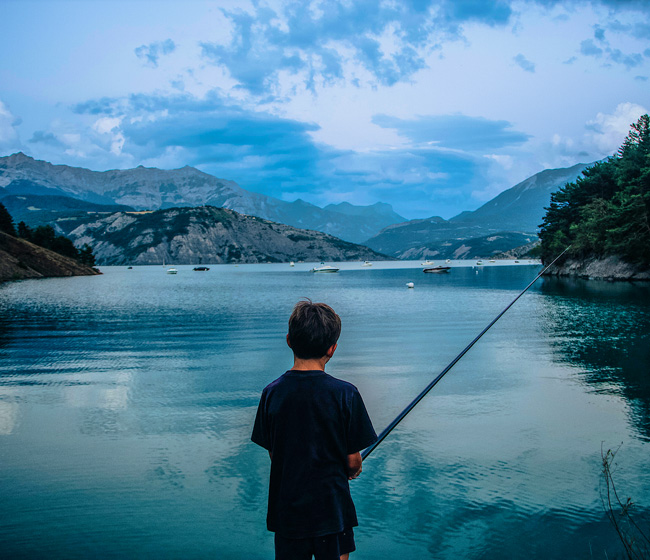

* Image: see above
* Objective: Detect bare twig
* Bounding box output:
[601,443,650,560]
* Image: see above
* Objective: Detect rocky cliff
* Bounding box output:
[544,256,650,281]
[0,231,100,283]
[68,206,388,265]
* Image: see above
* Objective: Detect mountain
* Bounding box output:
[0,194,134,235]
[0,230,100,283]
[449,162,593,230]
[0,153,404,243]
[67,206,388,266]
[364,162,593,258]
[324,201,405,232]
[399,231,539,260]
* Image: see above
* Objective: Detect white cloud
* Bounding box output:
[0,100,21,149]
[585,102,649,154]
[485,154,514,170]
[92,117,125,156]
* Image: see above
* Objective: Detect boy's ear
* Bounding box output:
[326,343,337,358]
[286,334,292,348]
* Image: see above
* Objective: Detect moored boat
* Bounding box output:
[423,266,450,273]
[311,263,340,273]
[193,266,210,271]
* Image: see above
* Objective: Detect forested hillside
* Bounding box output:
[540,115,650,270]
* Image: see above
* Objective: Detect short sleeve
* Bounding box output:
[251,389,271,451]
[346,388,377,454]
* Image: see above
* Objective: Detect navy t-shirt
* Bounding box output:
[251,369,377,538]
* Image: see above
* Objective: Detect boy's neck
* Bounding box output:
[291,355,329,371]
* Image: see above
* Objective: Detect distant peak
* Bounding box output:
[7,152,34,162]
[173,164,205,175]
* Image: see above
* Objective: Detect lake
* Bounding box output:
[1,261,649,559]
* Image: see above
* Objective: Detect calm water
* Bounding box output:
[1,261,649,559]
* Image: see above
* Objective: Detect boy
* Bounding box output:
[251,300,377,560]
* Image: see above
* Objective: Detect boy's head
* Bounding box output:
[287,300,341,360]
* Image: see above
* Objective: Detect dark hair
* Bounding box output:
[288,299,341,359]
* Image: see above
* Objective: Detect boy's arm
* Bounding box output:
[347,452,362,480]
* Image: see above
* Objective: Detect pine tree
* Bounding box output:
[78,244,96,267]
[539,114,650,267]
[0,203,17,236]
[17,221,32,240]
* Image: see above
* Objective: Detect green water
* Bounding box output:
[0,261,648,558]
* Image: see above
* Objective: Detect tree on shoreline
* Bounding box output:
[0,203,17,237]
[539,115,650,267]
[6,210,97,267]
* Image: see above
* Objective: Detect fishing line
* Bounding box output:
[361,247,571,461]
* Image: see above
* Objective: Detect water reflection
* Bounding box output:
[1,266,649,559]
[540,277,650,440]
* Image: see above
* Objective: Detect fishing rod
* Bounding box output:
[361,247,571,461]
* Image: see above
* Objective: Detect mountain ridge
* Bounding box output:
[67,205,388,266]
[0,152,405,243]
[364,162,594,257]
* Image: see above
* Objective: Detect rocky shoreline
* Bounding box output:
[0,231,101,283]
[543,256,650,281]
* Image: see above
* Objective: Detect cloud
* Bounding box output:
[64,90,505,217]
[580,39,603,57]
[0,100,21,152]
[134,39,176,68]
[73,91,329,185]
[372,114,530,151]
[200,0,514,95]
[92,117,124,156]
[513,53,536,73]
[585,102,649,154]
[29,130,65,147]
[541,102,650,172]
[579,20,649,68]
[608,49,643,69]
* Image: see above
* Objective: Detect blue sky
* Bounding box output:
[1,0,649,219]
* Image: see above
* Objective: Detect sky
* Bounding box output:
[1,0,649,219]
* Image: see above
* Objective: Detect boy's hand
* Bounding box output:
[347,452,362,480]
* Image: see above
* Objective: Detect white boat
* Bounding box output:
[421,260,435,266]
[361,261,372,267]
[167,268,178,274]
[445,259,451,263]
[476,261,483,266]
[406,282,414,288]
[289,261,295,267]
[311,263,340,273]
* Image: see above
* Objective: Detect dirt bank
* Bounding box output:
[0,231,101,283]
